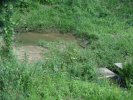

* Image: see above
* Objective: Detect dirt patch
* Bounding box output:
[13,45,47,63]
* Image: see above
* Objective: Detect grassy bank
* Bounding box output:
[13,0,133,33]
[12,0,133,68]
[0,43,133,99]
[1,0,133,99]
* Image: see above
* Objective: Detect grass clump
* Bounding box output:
[115,62,133,88]
[43,42,97,81]
[0,58,132,100]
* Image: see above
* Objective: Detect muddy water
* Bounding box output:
[15,32,77,45]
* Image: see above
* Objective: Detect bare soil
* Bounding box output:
[13,45,48,63]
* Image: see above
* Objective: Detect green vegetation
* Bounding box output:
[0,0,133,99]
[2,4,15,58]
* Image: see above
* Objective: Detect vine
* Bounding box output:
[0,3,15,59]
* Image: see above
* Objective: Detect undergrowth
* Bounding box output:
[1,0,133,99]
[0,56,133,100]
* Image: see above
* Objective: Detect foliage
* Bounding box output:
[42,41,97,81]
[1,0,133,99]
[0,3,15,58]
[0,59,132,100]
[37,0,64,5]
[117,62,133,88]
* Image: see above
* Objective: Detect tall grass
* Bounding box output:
[0,43,133,99]
[13,0,128,34]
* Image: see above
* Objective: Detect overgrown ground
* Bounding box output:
[1,0,133,99]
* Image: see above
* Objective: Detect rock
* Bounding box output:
[114,63,123,69]
[97,68,116,78]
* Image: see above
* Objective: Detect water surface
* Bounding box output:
[15,32,77,45]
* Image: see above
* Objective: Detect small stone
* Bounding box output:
[97,68,116,78]
[114,63,123,69]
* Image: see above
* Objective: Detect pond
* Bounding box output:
[15,32,77,45]
[14,32,78,62]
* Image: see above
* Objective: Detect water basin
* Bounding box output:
[15,32,77,45]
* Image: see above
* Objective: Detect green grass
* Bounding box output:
[13,0,127,34]
[0,58,133,100]
[1,41,133,100]
[1,0,133,99]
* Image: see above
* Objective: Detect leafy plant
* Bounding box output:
[1,3,15,59]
